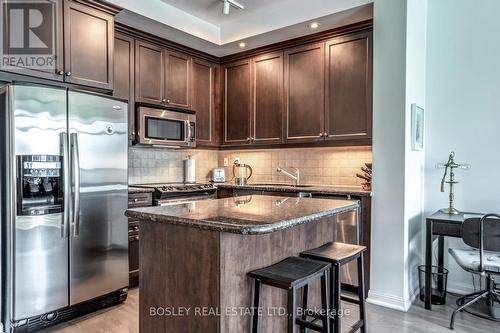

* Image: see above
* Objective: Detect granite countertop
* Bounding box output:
[215,183,372,197]
[128,186,155,194]
[125,195,358,235]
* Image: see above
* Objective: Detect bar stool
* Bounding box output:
[249,256,331,333]
[301,242,367,333]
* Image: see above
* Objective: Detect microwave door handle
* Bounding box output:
[60,132,70,238]
[185,120,191,143]
[70,133,81,237]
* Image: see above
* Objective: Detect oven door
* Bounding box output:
[138,106,195,147]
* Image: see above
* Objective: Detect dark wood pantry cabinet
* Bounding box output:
[0,0,116,90]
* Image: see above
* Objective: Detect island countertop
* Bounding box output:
[125,195,358,235]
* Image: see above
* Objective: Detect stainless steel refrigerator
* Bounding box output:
[0,84,129,332]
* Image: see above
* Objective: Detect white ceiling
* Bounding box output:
[107,0,373,57]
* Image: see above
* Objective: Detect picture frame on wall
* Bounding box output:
[411,103,424,151]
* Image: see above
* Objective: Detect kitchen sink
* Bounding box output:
[253,183,313,188]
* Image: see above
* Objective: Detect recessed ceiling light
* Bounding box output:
[308,22,320,29]
[238,42,246,48]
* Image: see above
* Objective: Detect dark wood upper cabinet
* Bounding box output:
[191,58,216,145]
[284,43,325,143]
[63,0,114,90]
[165,50,191,108]
[0,0,64,81]
[135,41,164,105]
[325,31,372,141]
[251,52,283,144]
[113,33,135,144]
[224,59,252,145]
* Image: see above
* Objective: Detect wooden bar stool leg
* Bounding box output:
[321,271,330,333]
[252,279,262,333]
[288,287,297,333]
[357,254,366,333]
[300,284,308,333]
[333,264,341,333]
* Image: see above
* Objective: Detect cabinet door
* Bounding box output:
[113,33,135,144]
[165,50,191,108]
[0,0,64,81]
[252,52,283,144]
[64,1,114,89]
[135,41,164,104]
[191,58,216,145]
[284,43,325,143]
[325,31,372,141]
[223,59,252,145]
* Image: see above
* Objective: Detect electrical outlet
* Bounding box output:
[223,158,229,166]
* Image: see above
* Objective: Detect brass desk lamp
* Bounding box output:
[436,151,470,215]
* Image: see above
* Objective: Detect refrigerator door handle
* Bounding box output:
[61,132,70,238]
[71,133,81,237]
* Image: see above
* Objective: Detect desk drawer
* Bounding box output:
[432,221,462,237]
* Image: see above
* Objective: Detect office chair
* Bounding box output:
[448,213,500,329]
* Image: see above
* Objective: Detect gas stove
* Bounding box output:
[134,182,216,205]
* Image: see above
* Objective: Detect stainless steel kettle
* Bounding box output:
[233,161,252,185]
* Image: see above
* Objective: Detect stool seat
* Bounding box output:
[249,256,331,288]
[301,242,366,265]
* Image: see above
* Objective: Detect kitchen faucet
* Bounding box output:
[276,167,300,186]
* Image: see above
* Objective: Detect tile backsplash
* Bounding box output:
[219,146,372,186]
[128,146,372,187]
[128,147,218,185]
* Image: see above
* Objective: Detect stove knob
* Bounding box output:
[167,186,174,191]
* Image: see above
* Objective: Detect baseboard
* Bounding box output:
[366,289,416,312]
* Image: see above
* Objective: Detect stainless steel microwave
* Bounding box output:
[137,105,196,147]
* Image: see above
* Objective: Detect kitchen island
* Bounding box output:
[125,195,358,332]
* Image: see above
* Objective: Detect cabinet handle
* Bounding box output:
[133,198,138,203]
[134,236,139,241]
[66,72,72,77]
[57,70,64,75]
[250,137,254,141]
[134,226,139,231]
[246,137,251,141]
[319,133,324,137]
[166,99,171,104]
[161,99,166,103]
[324,132,328,137]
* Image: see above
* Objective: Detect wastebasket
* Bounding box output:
[418,265,449,305]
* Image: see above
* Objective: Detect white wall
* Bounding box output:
[369,0,408,310]
[425,0,500,293]
[369,0,427,311]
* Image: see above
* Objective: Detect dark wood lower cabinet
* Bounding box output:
[128,191,153,287]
